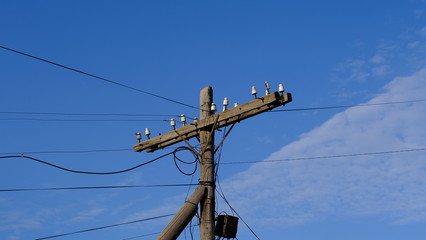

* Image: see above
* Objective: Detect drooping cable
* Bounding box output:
[1,147,180,155]
[0,152,174,175]
[173,146,199,176]
[34,213,174,240]
[0,45,199,110]
[1,148,132,155]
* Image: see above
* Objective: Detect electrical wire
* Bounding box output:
[0,183,198,192]
[1,148,132,155]
[0,118,169,122]
[220,148,426,165]
[0,111,179,117]
[0,45,199,110]
[0,152,174,175]
[2,148,424,174]
[270,99,426,112]
[173,146,199,176]
[34,213,174,240]
[216,188,261,240]
[213,133,261,239]
[214,126,227,215]
[1,147,177,155]
[3,99,424,118]
[184,173,196,240]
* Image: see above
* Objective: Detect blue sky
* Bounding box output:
[1,1,426,239]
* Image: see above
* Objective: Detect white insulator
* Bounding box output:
[223,97,229,106]
[278,83,285,93]
[251,86,258,96]
[234,102,239,107]
[222,97,229,111]
[265,81,271,95]
[136,132,142,142]
[211,103,217,113]
[193,117,198,123]
[170,118,176,127]
[180,114,187,126]
[145,128,150,136]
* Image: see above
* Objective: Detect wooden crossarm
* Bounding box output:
[133,92,292,152]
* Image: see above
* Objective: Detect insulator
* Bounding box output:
[170,118,176,127]
[180,114,187,126]
[279,83,285,93]
[234,102,239,107]
[145,128,150,138]
[223,97,229,111]
[251,86,258,95]
[265,81,271,95]
[193,117,198,123]
[211,103,217,113]
[136,132,142,142]
[223,97,229,106]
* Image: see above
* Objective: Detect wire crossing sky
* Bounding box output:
[0,45,200,110]
[1,1,426,240]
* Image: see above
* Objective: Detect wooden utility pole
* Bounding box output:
[134,85,292,240]
[156,186,205,240]
[199,86,215,240]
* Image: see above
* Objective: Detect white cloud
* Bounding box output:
[222,67,426,226]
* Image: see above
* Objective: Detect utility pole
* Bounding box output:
[134,84,292,240]
[199,86,215,240]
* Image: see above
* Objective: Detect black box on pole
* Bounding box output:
[215,215,239,238]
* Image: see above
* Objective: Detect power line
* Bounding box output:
[1,146,179,155]
[0,183,199,192]
[214,130,261,240]
[0,111,179,117]
[0,151,174,175]
[0,118,169,122]
[1,148,132,155]
[34,213,174,240]
[216,185,261,240]
[270,99,426,112]
[2,148,424,174]
[0,147,196,174]
[221,148,426,165]
[0,45,199,110]
[3,99,424,119]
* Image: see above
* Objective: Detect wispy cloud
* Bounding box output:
[222,67,426,227]
[70,208,105,223]
[0,207,63,232]
[332,26,426,102]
